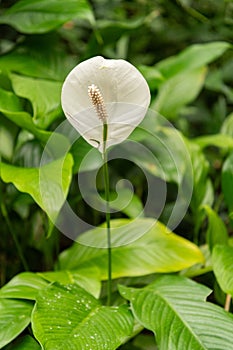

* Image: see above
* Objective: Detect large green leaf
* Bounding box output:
[32,283,133,350]
[0,0,94,34]
[119,275,233,350]
[58,218,204,279]
[222,151,233,213]
[0,269,101,301]
[0,299,33,349]
[0,273,48,300]
[0,154,73,221]
[10,73,62,129]
[153,67,207,119]
[0,87,51,143]
[155,42,231,79]
[212,245,233,295]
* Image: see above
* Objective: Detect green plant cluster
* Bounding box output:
[0,1,233,349]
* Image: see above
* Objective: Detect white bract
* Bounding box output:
[61,56,150,152]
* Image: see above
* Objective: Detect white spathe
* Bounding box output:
[61,56,150,152]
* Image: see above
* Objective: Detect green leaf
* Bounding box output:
[188,142,213,211]
[0,269,101,301]
[88,18,143,55]
[0,117,18,160]
[153,67,207,119]
[0,154,73,221]
[119,275,233,350]
[87,188,144,219]
[201,205,228,252]
[0,273,48,300]
[109,188,144,218]
[129,122,194,229]
[181,244,213,279]
[130,123,191,183]
[0,41,74,81]
[71,137,103,174]
[4,335,41,350]
[0,87,51,143]
[133,333,158,350]
[0,0,94,34]
[222,151,233,213]
[0,299,33,349]
[221,112,233,137]
[58,218,204,279]
[205,69,233,102]
[10,73,62,129]
[194,134,233,150]
[32,283,133,350]
[212,245,233,295]
[138,65,164,90]
[155,41,231,79]
[38,268,101,298]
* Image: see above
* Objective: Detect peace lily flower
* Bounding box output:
[61,56,150,152]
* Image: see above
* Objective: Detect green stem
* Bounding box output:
[102,122,112,306]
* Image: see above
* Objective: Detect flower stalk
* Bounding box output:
[102,122,112,306]
[88,83,112,305]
